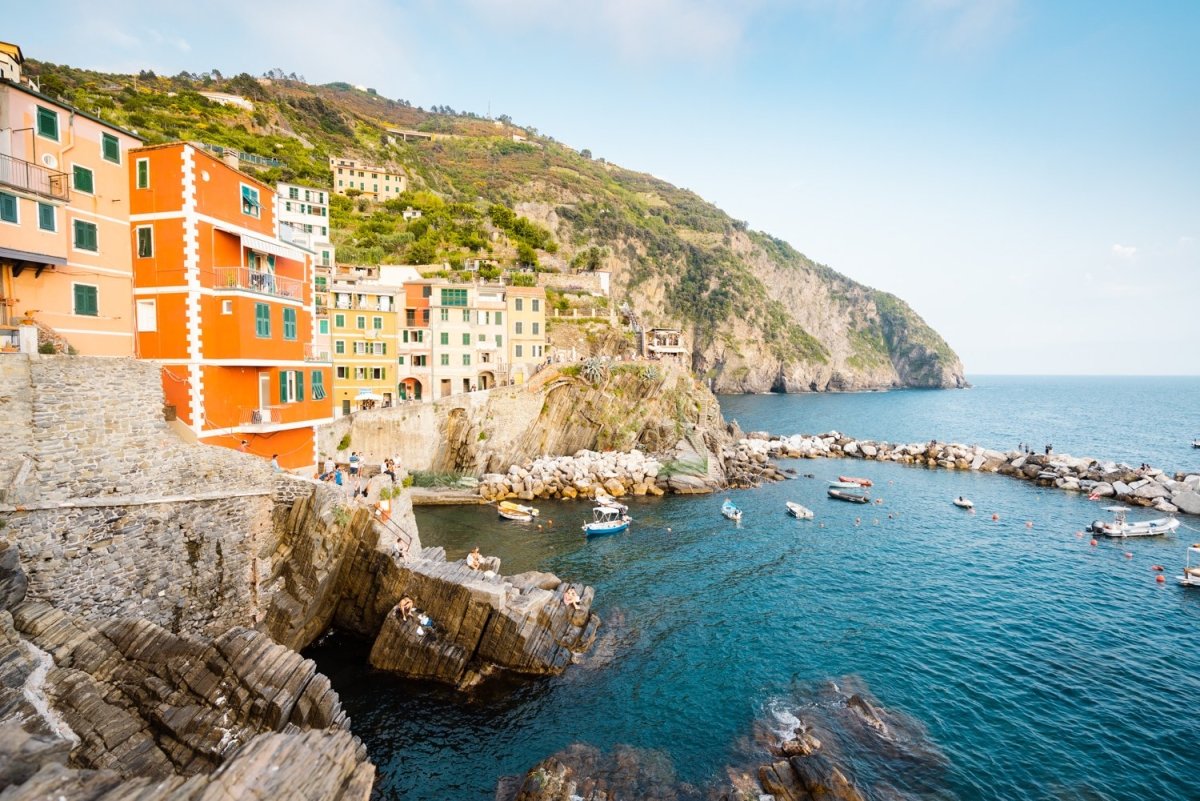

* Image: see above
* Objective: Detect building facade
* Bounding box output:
[276,181,334,269]
[0,45,142,355]
[329,279,398,415]
[329,157,407,202]
[396,279,432,401]
[505,286,548,383]
[129,142,332,468]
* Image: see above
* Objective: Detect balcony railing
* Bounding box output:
[215,267,303,300]
[0,152,69,201]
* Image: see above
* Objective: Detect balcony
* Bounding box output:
[304,343,330,362]
[0,152,69,201]
[215,267,303,300]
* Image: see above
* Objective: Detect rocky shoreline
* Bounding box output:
[724,431,1200,516]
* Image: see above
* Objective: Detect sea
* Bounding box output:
[307,375,1200,801]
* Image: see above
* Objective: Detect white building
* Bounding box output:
[276,182,335,269]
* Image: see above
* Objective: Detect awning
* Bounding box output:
[356,391,385,401]
[240,233,306,262]
[0,246,67,276]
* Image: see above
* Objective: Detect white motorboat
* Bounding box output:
[786,501,814,519]
[596,496,630,514]
[1090,506,1179,538]
[952,496,974,509]
[582,505,632,537]
[1178,544,1200,587]
[1193,439,1200,449]
[721,499,743,522]
[828,480,862,489]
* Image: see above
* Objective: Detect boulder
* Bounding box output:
[1133,483,1169,501]
[1171,490,1200,516]
[1090,482,1115,497]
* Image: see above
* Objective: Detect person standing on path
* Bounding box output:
[323,455,335,478]
[349,451,360,477]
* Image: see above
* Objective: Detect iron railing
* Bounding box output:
[0,152,69,201]
[215,267,303,300]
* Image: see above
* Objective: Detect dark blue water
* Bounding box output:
[309,378,1200,801]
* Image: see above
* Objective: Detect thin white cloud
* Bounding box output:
[1110,243,1137,259]
[902,0,1020,53]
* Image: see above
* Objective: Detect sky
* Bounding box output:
[7,1,1199,374]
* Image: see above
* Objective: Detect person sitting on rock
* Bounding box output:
[563,586,581,610]
[466,547,484,570]
[397,596,415,621]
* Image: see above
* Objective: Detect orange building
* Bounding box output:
[129,142,332,468]
[397,279,432,400]
[1,43,142,354]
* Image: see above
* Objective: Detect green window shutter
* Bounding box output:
[37,203,55,231]
[137,227,153,257]
[463,354,470,366]
[73,220,98,251]
[280,372,288,404]
[101,133,120,163]
[73,285,98,316]
[440,354,449,366]
[297,371,305,401]
[73,165,94,194]
[373,317,383,329]
[462,333,470,346]
[36,106,58,140]
[495,311,503,324]
[136,159,149,188]
[256,303,271,337]
[440,332,448,345]
[496,335,503,347]
[283,308,297,340]
[0,193,16,223]
[334,313,345,327]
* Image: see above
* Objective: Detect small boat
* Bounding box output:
[596,496,629,513]
[828,480,862,489]
[721,499,743,521]
[839,475,873,487]
[498,500,539,522]
[786,501,814,519]
[828,488,870,504]
[582,505,631,537]
[1089,506,1179,538]
[1178,544,1200,587]
[1193,439,1200,449]
[952,496,974,509]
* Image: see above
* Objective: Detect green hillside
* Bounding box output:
[24,62,965,392]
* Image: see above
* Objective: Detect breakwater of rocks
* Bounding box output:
[479,450,670,502]
[727,431,1200,517]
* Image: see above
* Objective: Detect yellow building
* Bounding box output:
[329,157,407,202]
[0,42,142,355]
[504,286,547,384]
[329,278,398,415]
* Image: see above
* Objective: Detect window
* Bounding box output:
[534,345,543,357]
[422,285,432,298]
[372,367,385,380]
[373,316,383,330]
[72,165,94,194]
[422,310,429,324]
[496,335,503,347]
[414,355,427,367]
[135,299,157,332]
[462,354,471,366]
[335,340,345,354]
[255,303,271,337]
[241,184,261,218]
[221,300,233,315]
[515,345,523,358]
[37,202,55,231]
[0,193,16,224]
[439,308,449,321]
[515,298,524,311]
[318,319,329,335]
[356,315,366,329]
[373,343,387,356]
[413,330,424,343]
[462,333,470,346]
[532,298,540,312]
[440,332,450,346]
[283,308,297,340]
[515,321,523,335]
[101,133,120,164]
[440,354,449,366]
[336,366,348,379]
[136,226,153,258]
[495,311,503,325]
[36,106,58,140]
[478,333,486,342]
[532,322,540,335]
[353,341,368,355]
[289,187,299,200]
[355,367,367,380]
[342,400,351,416]
[73,284,98,316]
[136,158,150,189]
[334,313,345,327]
[280,370,304,403]
[398,355,406,365]
[311,371,327,400]
[73,220,98,252]
[440,288,468,307]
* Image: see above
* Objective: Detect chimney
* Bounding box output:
[223,151,240,170]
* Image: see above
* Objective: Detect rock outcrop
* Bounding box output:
[369,549,599,689]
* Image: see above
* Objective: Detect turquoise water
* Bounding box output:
[309,378,1200,801]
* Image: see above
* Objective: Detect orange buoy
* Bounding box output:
[1123,552,1133,559]
[537,524,543,530]
[1151,565,1164,571]
[1075,531,1083,538]
[1090,539,1098,546]
[1156,575,1166,583]
[1025,521,1034,528]
[992,513,999,521]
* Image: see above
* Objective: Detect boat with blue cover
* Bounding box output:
[721,499,743,521]
[582,504,632,537]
